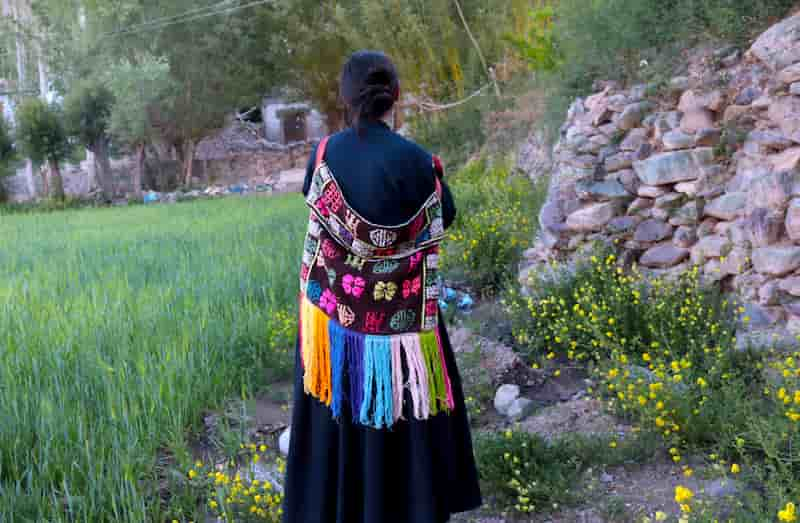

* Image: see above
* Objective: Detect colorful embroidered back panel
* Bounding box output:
[297,137,454,429]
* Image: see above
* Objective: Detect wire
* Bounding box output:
[404,84,491,113]
[101,0,273,38]
[106,0,239,36]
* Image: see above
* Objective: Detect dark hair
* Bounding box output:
[340,51,399,128]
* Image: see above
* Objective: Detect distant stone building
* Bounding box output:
[262,97,327,145]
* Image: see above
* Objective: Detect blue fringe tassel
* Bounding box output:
[346,331,365,423]
[359,336,393,429]
[328,321,347,419]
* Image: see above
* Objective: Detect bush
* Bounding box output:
[441,158,547,295]
[528,0,797,137]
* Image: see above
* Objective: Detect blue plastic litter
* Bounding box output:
[143,191,160,204]
[457,293,474,311]
[228,184,245,194]
[438,299,449,311]
[444,287,458,302]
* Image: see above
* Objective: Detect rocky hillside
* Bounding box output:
[521,12,800,349]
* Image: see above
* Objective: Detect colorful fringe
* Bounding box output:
[299,294,454,429]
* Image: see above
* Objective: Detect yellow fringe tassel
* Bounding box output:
[300,296,333,406]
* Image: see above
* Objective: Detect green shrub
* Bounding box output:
[441,158,547,294]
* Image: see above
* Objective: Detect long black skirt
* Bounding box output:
[281,321,483,523]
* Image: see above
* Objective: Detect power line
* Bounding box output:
[105,0,239,36]
[101,0,273,39]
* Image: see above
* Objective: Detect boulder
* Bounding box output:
[750,13,800,71]
[608,216,639,233]
[566,202,620,232]
[750,14,800,72]
[654,192,685,209]
[779,277,800,297]
[747,170,793,213]
[692,235,733,263]
[734,87,762,106]
[494,384,521,416]
[791,83,800,96]
[634,219,674,243]
[771,147,800,171]
[618,102,653,130]
[779,63,800,85]
[746,208,785,247]
[695,127,723,147]
[675,180,700,197]
[575,179,631,201]
[279,427,291,456]
[681,108,716,133]
[705,192,747,221]
[698,218,719,237]
[618,169,640,194]
[760,281,782,306]
[674,226,698,248]
[723,105,754,125]
[637,185,669,198]
[752,246,800,276]
[605,152,637,173]
[746,130,794,153]
[670,200,704,226]
[563,153,600,170]
[768,96,800,144]
[720,247,751,275]
[627,197,654,215]
[507,397,536,421]
[662,129,695,150]
[633,148,714,186]
[640,244,690,268]
[653,111,682,141]
[786,199,800,242]
[620,128,649,152]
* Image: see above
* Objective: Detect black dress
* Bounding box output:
[282,121,482,523]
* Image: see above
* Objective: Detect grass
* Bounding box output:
[0,196,306,521]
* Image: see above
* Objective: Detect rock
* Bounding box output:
[760,281,782,306]
[670,200,704,226]
[781,64,800,84]
[651,207,670,221]
[746,208,785,247]
[750,13,800,71]
[628,197,654,215]
[607,216,639,233]
[768,96,800,143]
[703,478,745,499]
[494,384,521,415]
[633,148,714,186]
[653,111,682,141]
[618,102,653,130]
[681,108,716,133]
[674,226,698,248]
[675,181,700,197]
[563,153,600,170]
[729,219,752,248]
[721,247,750,275]
[771,147,800,171]
[662,129,695,150]
[787,199,800,241]
[620,128,649,152]
[723,104,753,124]
[753,95,773,110]
[698,218,719,237]
[637,185,669,198]
[747,130,794,152]
[575,179,631,201]
[792,83,800,96]
[695,127,722,147]
[747,170,793,213]
[753,246,800,276]
[704,193,745,222]
[279,427,291,456]
[779,277,800,297]
[693,235,733,263]
[729,154,774,192]
[507,397,536,421]
[605,152,637,173]
[640,244,690,268]
[736,328,799,352]
[670,76,690,93]
[618,169,640,194]
[634,219,674,243]
[654,192,685,209]
[566,202,620,232]
[734,87,762,106]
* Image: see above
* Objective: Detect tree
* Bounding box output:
[103,55,172,199]
[15,98,69,200]
[0,116,16,202]
[63,78,115,201]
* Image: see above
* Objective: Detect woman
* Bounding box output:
[282,50,482,523]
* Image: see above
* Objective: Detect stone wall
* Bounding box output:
[521,13,800,347]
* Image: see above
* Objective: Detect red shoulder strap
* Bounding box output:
[315,136,330,170]
[432,155,444,199]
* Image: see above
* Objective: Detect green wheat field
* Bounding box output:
[0,196,307,521]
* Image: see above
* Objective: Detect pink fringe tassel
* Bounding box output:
[391,337,405,423]
[402,334,430,420]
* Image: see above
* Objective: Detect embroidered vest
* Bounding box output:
[298,136,454,429]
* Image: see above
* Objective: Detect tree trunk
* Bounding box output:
[49,159,64,201]
[93,139,113,202]
[182,139,195,188]
[24,159,36,199]
[86,149,97,192]
[133,143,145,199]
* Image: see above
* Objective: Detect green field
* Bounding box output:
[0,196,307,521]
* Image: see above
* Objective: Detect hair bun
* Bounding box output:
[340,51,400,127]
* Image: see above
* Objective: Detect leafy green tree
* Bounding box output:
[103,55,172,198]
[14,98,70,200]
[63,78,115,201]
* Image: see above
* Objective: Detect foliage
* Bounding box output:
[0,196,305,521]
[14,97,69,167]
[441,158,547,295]
[62,78,114,148]
[533,0,798,137]
[0,116,15,203]
[504,5,561,73]
[476,428,659,515]
[508,251,800,519]
[169,443,284,522]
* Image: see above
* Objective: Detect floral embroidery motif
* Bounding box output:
[390,309,417,331]
[337,304,356,327]
[373,281,398,302]
[409,252,423,270]
[322,239,341,259]
[342,274,366,299]
[402,276,422,299]
[322,183,343,214]
[364,311,386,333]
[344,254,366,271]
[319,289,337,315]
[425,300,438,317]
[369,228,398,248]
